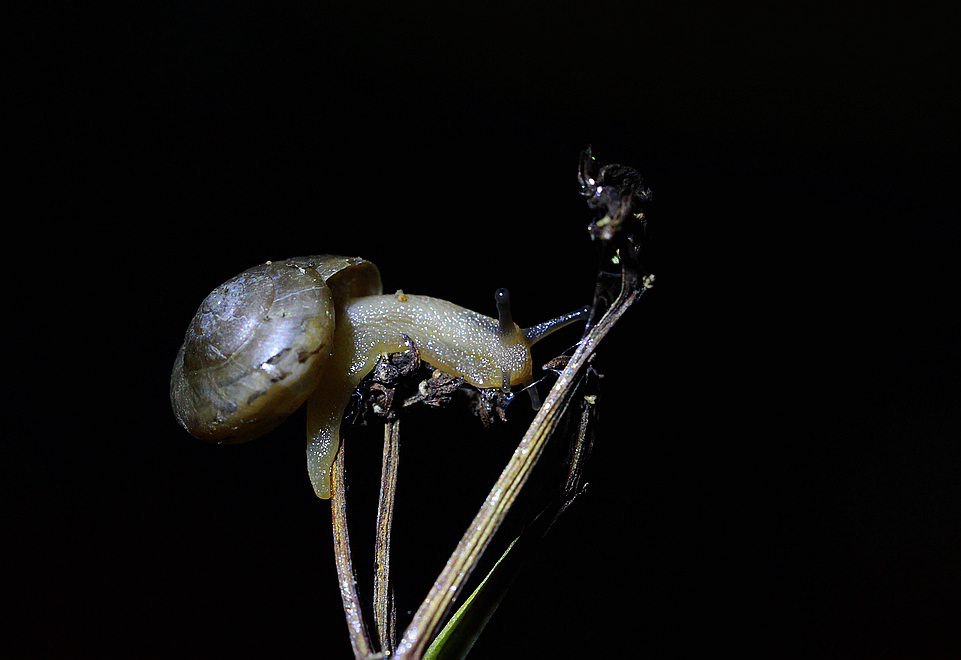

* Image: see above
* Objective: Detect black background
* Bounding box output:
[11,3,958,658]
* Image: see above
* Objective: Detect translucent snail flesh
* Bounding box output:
[171,255,586,499]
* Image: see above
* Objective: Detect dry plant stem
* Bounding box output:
[395,264,645,660]
[556,372,596,518]
[331,442,375,660]
[374,418,401,654]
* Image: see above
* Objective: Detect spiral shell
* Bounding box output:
[170,256,380,443]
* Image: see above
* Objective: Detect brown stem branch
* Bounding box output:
[374,418,401,654]
[331,441,374,659]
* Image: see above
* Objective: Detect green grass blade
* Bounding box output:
[424,537,520,660]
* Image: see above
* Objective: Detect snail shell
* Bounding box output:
[170,256,380,444]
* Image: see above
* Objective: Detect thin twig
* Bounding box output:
[374,418,401,654]
[395,262,648,660]
[554,357,598,521]
[331,440,374,659]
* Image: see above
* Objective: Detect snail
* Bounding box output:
[171,255,587,499]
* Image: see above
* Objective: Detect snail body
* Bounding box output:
[171,255,586,499]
